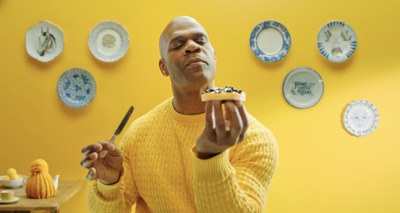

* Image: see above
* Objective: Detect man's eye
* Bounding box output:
[197,40,206,45]
[173,45,182,50]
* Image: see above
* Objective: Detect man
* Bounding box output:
[81,16,278,213]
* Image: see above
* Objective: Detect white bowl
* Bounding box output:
[0,175,26,188]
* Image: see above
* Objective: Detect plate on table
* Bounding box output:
[89,20,129,62]
[343,100,379,136]
[282,67,324,109]
[25,20,64,62]
[250,20,291,62]
[57,68,96,108]
[317,21,357,62]
[0,197,20,204]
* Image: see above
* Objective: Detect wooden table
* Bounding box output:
[0,180,85,213]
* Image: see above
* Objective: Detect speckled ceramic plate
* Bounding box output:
[25,20,64,62]
[317,21,357,62]
[343,100,379,136]
[250,20,291,62]
[283,67,324,109]
[89,20,129,62]
[57,68,96,108]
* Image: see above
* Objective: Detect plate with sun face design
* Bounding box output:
[26,20,64,62]
[89,20,129,62]
[57,68,96,108]
[317,21,357,62]
[343,100,379,137]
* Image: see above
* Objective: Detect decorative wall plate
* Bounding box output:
[25,20,64,62]
[57,68,96,108]
[317,21,357,62]
[250,20,291,62]
[343,100,379,136]
[89,20,129,62]
[283,67,324,109]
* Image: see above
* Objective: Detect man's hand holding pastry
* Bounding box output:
[196,86,249,159]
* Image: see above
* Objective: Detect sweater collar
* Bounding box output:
[166,97,205,123]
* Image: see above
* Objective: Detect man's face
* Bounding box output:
[160,18,216,89]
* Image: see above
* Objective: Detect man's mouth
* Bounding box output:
[185,58,207,67]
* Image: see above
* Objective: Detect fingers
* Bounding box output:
[81,143,101,156]
[81,142,118,171]
[211,100,248,144]
[86,167,97,181]
[81,141,123,183]
[107,144,121,157]
[204,100,214,129]
[212,101,227,136]
[197,100,249,156]
[82,142,116,156]
[234,101,249,141]
[80,151,98,169]
[224,101,243,139]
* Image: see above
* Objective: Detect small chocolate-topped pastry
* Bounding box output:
[201,86,246,101]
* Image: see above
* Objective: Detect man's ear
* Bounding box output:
[159,58,169,77]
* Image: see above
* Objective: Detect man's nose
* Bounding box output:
[184,40,200,55]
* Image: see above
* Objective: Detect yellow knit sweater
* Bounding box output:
[87,98,278,213]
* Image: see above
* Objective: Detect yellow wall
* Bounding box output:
[1,0,399,212]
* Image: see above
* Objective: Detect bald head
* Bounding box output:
[159,16,208,58]
[157,16,217,96]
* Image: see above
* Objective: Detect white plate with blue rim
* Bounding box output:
[343,100,379,137]
[250,20,291,62]
[89,20,129,62]
[317,21,357,63]
[282,67,324,109]
[57,68,96,108]
[25,20,64,62]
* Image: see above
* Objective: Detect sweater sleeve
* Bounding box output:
[86,130,139,213]
[191,126,278,213]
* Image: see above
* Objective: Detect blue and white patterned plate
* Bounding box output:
[57,68,96,108]
[317,21,357,63]
[250,20,291,62]
[282,67,324,109]
[89,20,129,62]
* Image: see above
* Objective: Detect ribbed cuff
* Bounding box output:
[191,145,234,183]
[96,180,122,200]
